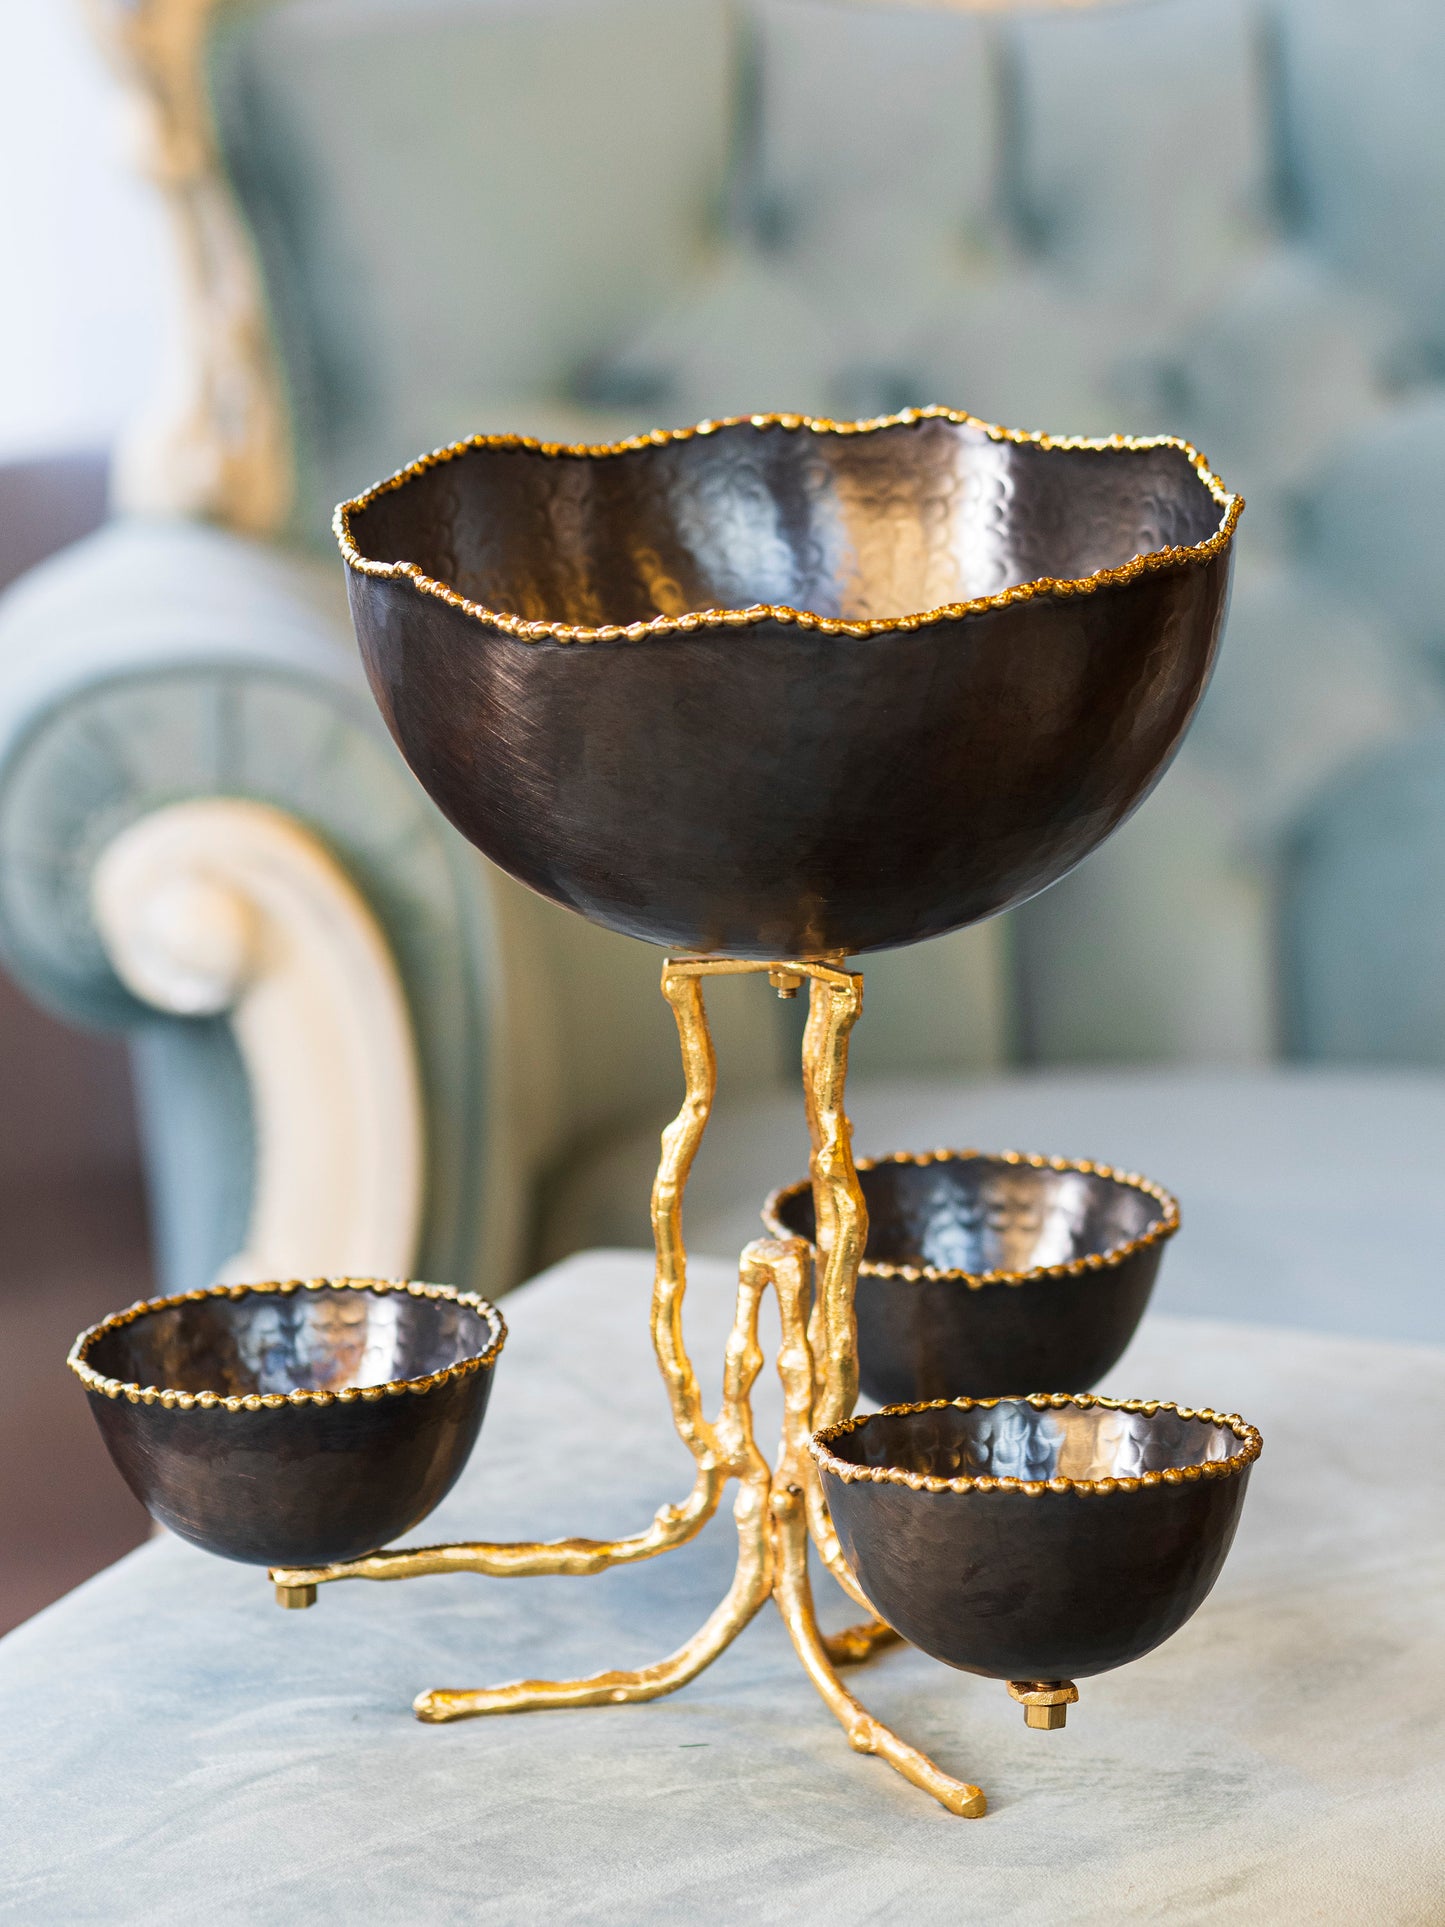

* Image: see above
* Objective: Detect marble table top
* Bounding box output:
[2,1248,1442,1924]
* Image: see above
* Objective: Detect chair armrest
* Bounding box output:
[92,796,425,1286]
[0,518,523,1298]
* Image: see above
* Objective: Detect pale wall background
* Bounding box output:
[0,4,161,1630]
[0,3,157,1193]
[0,0,170,463]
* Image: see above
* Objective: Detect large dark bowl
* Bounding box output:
[811,1395,1259,1684]
[765,1151,1177,1403]
[69,1278,504,1568]
[336,408,1240,956]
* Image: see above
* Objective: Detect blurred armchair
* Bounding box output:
[4,0,1445,1301]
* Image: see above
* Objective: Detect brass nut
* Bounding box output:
[275,1582,317,1610]
[1007,1679,1078,1730]
[1024,1702,1068,1731]
[769,968,803,999]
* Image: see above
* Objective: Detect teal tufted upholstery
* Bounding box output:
[1283,727,1445,1064]
[0,522,514,1295]
[3,0,1443,1296]
[207,0,739,530]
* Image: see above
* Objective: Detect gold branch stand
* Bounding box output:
[271,957,987,1819]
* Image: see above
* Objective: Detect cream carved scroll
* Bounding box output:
[92,799,424,1283]
[85,0,294,534]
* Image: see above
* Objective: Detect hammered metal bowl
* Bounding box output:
[337,408,1240,956]
[69,1278,505,1567]
[765,1151,1177,1403]
[811,1395,1260,1684]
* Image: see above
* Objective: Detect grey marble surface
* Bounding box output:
[2,1248,1442,1925]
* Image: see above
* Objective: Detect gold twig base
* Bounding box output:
[269,959,986,1818]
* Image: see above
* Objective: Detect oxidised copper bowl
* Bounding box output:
[811,1395,1259,1689]
[765,1151,1177,1403]
[69,1279,504,1567]
[336,408,1240,956]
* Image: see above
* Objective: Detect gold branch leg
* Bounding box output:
[789,966,892,1626]
[413,1486,769,1722]
[801,966,866,1436]
[269,1420,726,1595]
[649,968,731,1485]
[770,1224,984,1818]
[772,1494,985,1818]
[823,1618,904,1667]
[267,1486,725,1592]
[760,1208,886,1646]
[410,1237,785,1723]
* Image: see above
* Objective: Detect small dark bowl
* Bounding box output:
[765,1151,1178,1403]
[811,1395,1260,1682]
[336,408,1239,956]
[69,1278,504,1568]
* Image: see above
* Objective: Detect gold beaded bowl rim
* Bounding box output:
[67,1277,506,1412]
[763,1148,1179,1289]
[808,1393,1262,1495]
[333,405,1243,646]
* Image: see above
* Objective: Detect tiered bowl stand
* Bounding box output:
[268,409,1243,1817]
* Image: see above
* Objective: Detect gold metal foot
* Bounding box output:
[823,1617,903,1667]
[274,1581,316,1610]
[1008,1680,1079,1729]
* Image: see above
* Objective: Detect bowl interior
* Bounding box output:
[347,415,1224,630]
[771,1156,1164,1275]
[84,1287,496,1399]
[829,1401,1240,1485]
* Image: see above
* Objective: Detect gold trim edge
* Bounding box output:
[763,1148,1179,1289]
[333,406,1243,647]
[809,1393,1262,1494]
[67,1277,506,1412]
